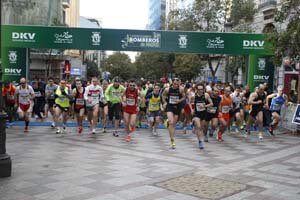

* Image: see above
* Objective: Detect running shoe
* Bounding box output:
[78,127,83,134]
[126,134,131,142]
[268,126,274,136]
[171,139,176,149]
[62,124,66,133]
[217,132,223,142]
[113,131,119,137]
[92,129,96,134]
[24,126,28,133]
[102,127,107,133]
[209,129,214,137]
[152,127,157,136]
[204,135,209,143]
[56,127,61,134]
[51,122,55,128]
[240,125,244,130]
[129,126,136,133]
[258,132,263,140]
[198,141,204,149]
[183,127,187,134]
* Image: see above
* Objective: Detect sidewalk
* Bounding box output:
[0,125,300,200]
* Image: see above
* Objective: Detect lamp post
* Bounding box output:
[0,0,12,178]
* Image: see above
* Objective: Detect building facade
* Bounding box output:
[148,0,166,30]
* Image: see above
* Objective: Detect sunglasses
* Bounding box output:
[129,84,135,87]
[172,78,180,81]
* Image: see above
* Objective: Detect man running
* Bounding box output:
[15,78,35,132]
[99,80,109,133]
[54,79,72,134]
[217,86,233,142]
[145,83,162,136]
[105,77,126,137]
[265,85,288,136]
[72,78,85,134]
[45,77,58,127]
[162,78,186,149]
[2,80,16,125]
[246,84,266,139]
[84,77,103,134]
[230,86,244,132]
[122,80,141,142]
[191,83,213,149]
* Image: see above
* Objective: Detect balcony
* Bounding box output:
[258,0,277,12]
[62,0,70,9]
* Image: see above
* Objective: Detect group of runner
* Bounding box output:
[2,76,288,149]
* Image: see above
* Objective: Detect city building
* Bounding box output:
[148,0,166,30]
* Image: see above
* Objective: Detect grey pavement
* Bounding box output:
[1,125,300,200]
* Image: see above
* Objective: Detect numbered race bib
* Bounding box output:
[149,103,159,110]
[112,91,120,97]
[222,106,230,113]
[196,103,205,112]
[76,98,85,105]
[207,107,217,114]
[272,103,281,111]
[7,94,15,100]
[35,91,41,97]
[126,98,136,106]
[169,96,179,104]
[49,93,55,99]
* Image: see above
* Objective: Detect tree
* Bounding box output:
[103,52,136,80]
[173,54,204,81]
[86,60,100,79]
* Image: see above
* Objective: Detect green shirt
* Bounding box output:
[105,84,125,104]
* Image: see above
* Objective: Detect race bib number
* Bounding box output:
[207,107,217,114]
[196,103,205,112]
[169,96,179,104]
[76,99,85,105]
[126,98,135,106]
[35,91,41,97]
[272,103,281,111]
[112,91,120,97]
[7,94,15,100]
[149,103,159,110]
[49,93,55,99]
[222,106,230,113]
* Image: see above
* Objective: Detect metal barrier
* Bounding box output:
[280,103,300,134]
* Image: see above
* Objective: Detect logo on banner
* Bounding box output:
[178,35,188,48]
[91,32,101,46]
[54,32,73,44]
[121,32,161,49]
[4,68,22,75]
[258,58,266,70]
[254,75,269,81]
[12,32,36,42]
[206,37,224,49]
[8,51,17,63]
[243,40,264,50]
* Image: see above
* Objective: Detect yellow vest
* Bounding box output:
[148,94,161,112]
[55,87,70,108]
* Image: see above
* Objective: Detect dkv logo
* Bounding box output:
[5,68,22,75]
[243,40,264,50]
[12,32,36,42]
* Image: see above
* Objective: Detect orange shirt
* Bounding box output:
[220,95,232,120]
[2,84,16,96]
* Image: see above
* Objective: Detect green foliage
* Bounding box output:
[86,60,100,79]
[229,0,256,27]
[103,52,136,80]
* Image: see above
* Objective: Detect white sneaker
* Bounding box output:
[152,127,158,136]
[258,132,263,140]
[51,122,55,128]
[56,127,61,134]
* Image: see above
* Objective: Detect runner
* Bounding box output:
[122,80,141,142]
[105,77,126,137]
[205,86,221,140]
[191,83,213,149]
[246,84,266,139]
[45,77,58,128]
[265,85,288,136]
[181,83,193,134]
[230,86,244,132]
[72,78,85,134]
[54,79,72,134]
[15,78,35,132]
[162,78,186,149]
[145,83,162,136]
[137,82,147,128]
[2,80,16,125]
[84,77,103,134]
[217,86,233,142]
[99,80,109,133]
[32,81,46,121]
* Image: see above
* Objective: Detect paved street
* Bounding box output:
[1,125,300,200]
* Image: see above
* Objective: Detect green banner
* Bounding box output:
[247,55,274,91]
[2,25,273,55]
[1,47,28,84]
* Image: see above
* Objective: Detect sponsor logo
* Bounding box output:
[258,58,266,71]
[8,51,17,64]
[254,75,269,80]
[12,32,36,42]
[243,40,264,50]
[91,32,101,46]
[178,35,188,48]
[121,32,161,49]
[5,68,22,75]
[206,37,224,49]
[54,32,73,44]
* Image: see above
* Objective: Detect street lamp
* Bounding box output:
[0,1,12,178]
